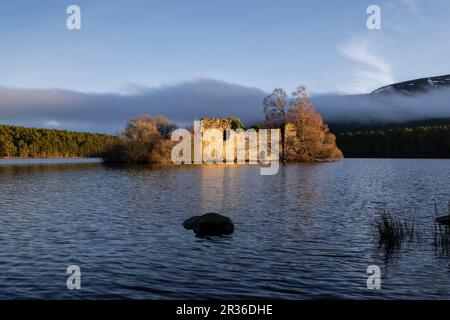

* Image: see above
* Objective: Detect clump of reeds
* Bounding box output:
[433,201,450,254]
[375,209,421,249]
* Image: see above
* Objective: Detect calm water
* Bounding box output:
[0,158,449,299]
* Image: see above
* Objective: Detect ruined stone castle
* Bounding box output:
[199,117,243,133]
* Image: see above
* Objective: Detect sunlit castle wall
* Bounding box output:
[199,118,282,162]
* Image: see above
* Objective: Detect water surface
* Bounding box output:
[0,158,449,299]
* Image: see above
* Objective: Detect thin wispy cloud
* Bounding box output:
[399,0,419,11]
[339,39,395,94]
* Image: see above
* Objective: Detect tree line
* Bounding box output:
[0,124,116,158]
[336,124,450,158]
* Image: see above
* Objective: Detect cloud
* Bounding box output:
[399,0,419,11]
[2,78,450,134]
[339,39,395,94]
[0,79,267,133]
[312,88,450,124]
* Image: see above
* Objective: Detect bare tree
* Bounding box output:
[263,88,289,161]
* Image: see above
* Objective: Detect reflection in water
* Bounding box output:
[0,162,102,175]
[199,165,227,213]
[0,158,449,299]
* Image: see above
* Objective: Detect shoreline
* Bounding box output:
[0,156,94,160]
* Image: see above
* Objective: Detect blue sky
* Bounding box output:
[0,0,450,132]
[1,0,449,94]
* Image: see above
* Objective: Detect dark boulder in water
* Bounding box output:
[183,216,200,230]
[183,213,234,236]
[437,215,450,226]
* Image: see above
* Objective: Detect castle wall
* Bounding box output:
[198,118,284,163]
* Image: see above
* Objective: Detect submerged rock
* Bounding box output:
[183,213,234,236]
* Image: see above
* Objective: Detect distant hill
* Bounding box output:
[332,75,450,157]
[371,74,450,95]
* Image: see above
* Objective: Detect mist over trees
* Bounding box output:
[7,86,450,162]
[0,125,115,158]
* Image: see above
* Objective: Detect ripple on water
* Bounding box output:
[0,159,450,299]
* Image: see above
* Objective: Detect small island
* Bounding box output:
[103,86,343,165]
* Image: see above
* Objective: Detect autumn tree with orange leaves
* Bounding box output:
[287,86,343,161]
[264,86,343,162]
[104,115,176,163]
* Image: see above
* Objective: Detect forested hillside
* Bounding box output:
[0,124,116,158]
[337,124,450,158]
